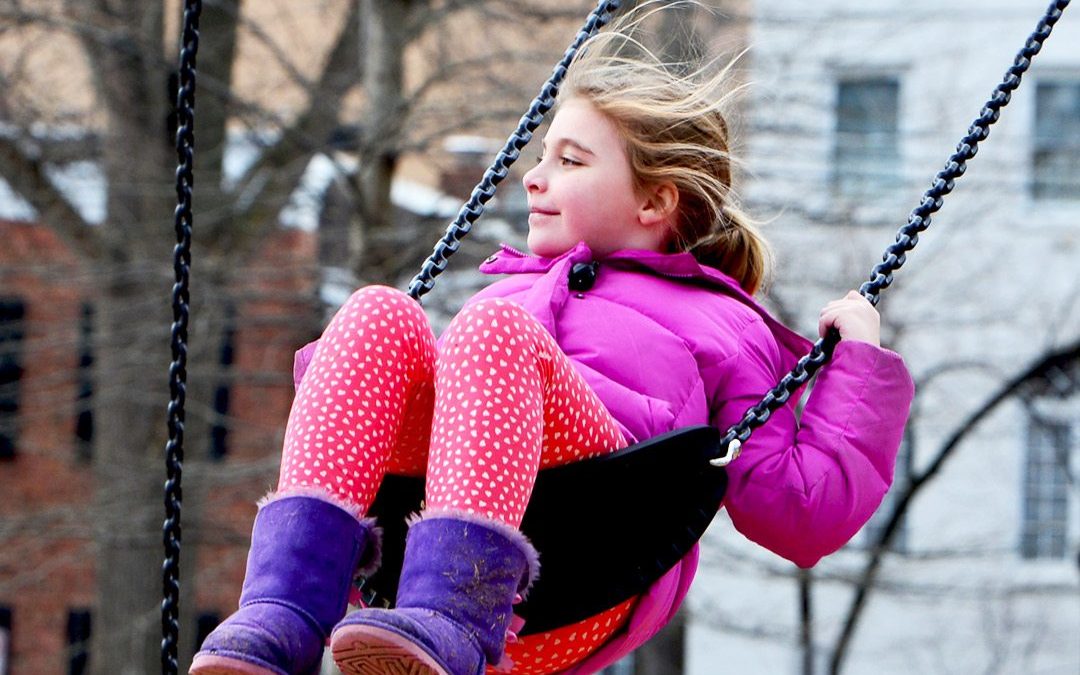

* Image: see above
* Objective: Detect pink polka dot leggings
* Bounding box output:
[278,286,632,674]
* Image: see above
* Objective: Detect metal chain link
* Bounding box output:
[710,0,1070,466]
[162,1,201,673]
[407,0,623,301]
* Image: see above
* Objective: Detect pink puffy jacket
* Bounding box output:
[292,242,914,673]
[466,242,914,673]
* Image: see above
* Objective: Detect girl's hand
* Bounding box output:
[818,290,880,346]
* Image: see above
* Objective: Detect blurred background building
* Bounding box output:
[687,1,1080,674]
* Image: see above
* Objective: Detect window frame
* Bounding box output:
[66,608,91,675]
[0,298,26,461]
[1031,78,1080,201]
[0,605,11,675]
[832,76,903,198]
[1020,414,1073,560]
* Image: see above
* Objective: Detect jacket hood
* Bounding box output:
[480,242,813,362]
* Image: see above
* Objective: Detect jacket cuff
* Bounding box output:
[830,340,914,397]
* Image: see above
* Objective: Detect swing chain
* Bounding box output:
[712,0,1070,467]
[407,0,624,301]
[162,1,201,673]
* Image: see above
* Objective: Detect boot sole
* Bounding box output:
[332,624,450,675]
[189,653,283,675]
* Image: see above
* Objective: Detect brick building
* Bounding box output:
[0,220,95,675]
[0,217,321,674]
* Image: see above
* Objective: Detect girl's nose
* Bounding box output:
[523,164,546,193]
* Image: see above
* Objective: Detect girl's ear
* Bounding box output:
[638,181,680,229]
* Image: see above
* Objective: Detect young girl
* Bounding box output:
[191,23,914,675]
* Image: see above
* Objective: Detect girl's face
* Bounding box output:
[522,98,668,258]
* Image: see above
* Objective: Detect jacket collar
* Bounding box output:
[481,242,759,306]
[482,241,732,280]
[480,242,814,357]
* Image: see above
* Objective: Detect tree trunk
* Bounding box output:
[191,0,241,251]
[354,0,413,283]
[799,568,815,675]
[86,2,179,672]
[92,283,173,675]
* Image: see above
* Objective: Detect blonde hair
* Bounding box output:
[560,11,772,295]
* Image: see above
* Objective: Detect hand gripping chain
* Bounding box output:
[162,1,201,673]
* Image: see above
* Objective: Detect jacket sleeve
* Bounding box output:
[713,318,915,568]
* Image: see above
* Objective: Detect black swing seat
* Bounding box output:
[358,425,727,635]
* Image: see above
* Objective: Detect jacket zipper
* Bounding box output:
[497,245,720,286]
[499,244,530,257]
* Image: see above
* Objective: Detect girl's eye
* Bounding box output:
[533,154,581,166]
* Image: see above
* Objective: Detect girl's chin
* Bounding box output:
[527,245,571,258]
[526,233,574,259]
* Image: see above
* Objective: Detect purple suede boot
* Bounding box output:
[190,494,380,675]
[330,512,539,675]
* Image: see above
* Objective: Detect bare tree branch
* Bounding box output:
[0,132,98,257]
[828,337,1080,675]
[232,5,317,93]
[798,568,815,675]
[228,0,362,234]
[480,0,600,24]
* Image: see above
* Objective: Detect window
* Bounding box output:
[0,606,11,675]
[1033,81,1080,199]
[75,303,93,460]
[210,308,235,460]
[1020,418,1072,559]
[210,384,230,459]
[834,78,901,196]
[66,609,91,675]
[0,299,26,461]
[195,612,220,653]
